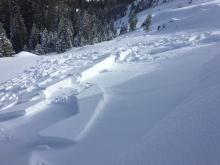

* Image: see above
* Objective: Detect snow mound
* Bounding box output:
[16,51,37,57]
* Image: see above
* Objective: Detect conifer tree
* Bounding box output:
[129,12,138,31]
[9,0,27,52]
[48,31,57,53]
[129,2,137,16]
[107,20,117,40]
[40,28,49,54]
[142,14,152,31]
[0,23,15,57]
[90,14,99,44]
[0,0,134,55]
[0,0,10,36]
[56,16,74,53]
[28,23,40,50]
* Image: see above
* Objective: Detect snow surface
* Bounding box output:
[1,0,220,165]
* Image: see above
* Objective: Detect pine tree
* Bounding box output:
[142,14,152,31]
[56,35,66,53]
[0,0,10,36]
[40,28,49,54]
[90,14,99,44]
[31,0,47,30]
[0,22,15,57]
[48,31,57,52]
[108,20,117,40]
[81,10,93,45]
[28,23,40,50]
[129,2,136,16]
[136,0,155,12]
[56,16,74,53]
[74,10,86,46]
[0,0,133,54]
[129,12,138,31]
[9,0,27,52]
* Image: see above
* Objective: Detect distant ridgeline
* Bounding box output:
[0,0,158,56]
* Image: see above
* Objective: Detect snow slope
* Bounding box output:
[1,0,220,165]
[0,52,39,83]
[117,52,220,165]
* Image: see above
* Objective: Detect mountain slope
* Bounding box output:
[0,0,220,165]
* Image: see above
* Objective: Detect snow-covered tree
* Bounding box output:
[40,28,50,54]
[142,14,152,31]
[48,31,57,53]
[74,10,89,46]
[107,20,117,40]
[0,0,133,54]
[56,16,74,53]
[28,23,40,50]
[9,0,27,52]
[129,12,138,31]
[0,22,14,57]
[129,2,137,16]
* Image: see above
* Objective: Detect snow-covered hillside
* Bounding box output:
[1,0,220,165]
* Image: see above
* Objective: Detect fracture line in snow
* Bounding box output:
[43,78,73,99]
[79,55,116,82]
[25,101,47,116]
[75,87,108,141]
[74,55,118,140]
[24,54,116,118]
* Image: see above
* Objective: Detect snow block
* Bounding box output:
[38,85,104,141]
[80,55,116,81]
